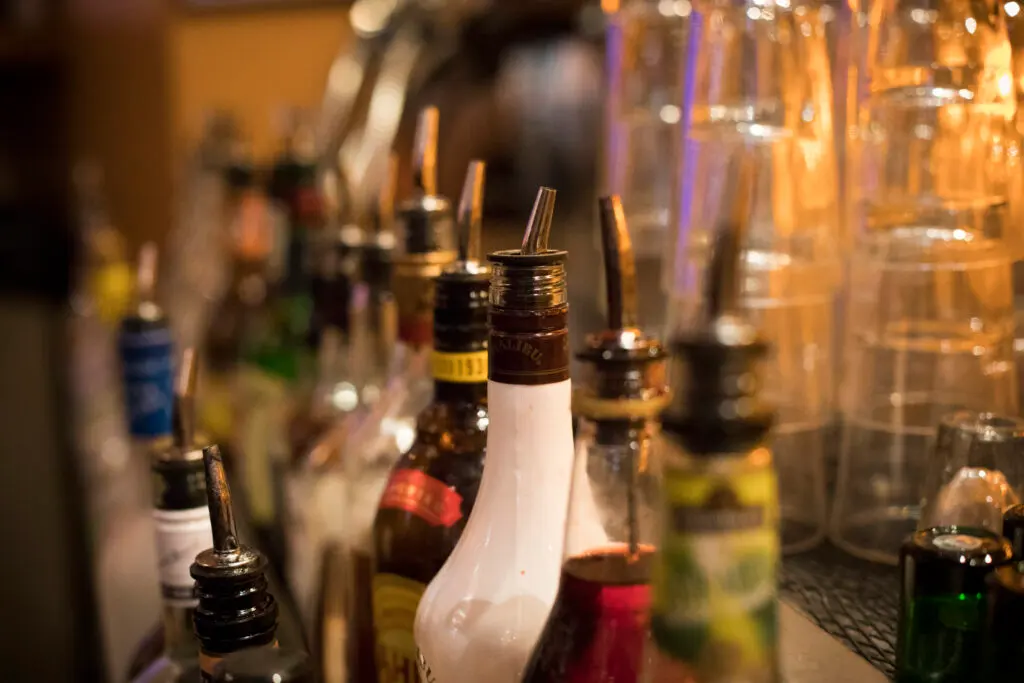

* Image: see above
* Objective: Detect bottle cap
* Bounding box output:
[394,106,455,257]
[191,445,279,655]
[661,155,772,453]
[574,195,667,411]
[488,187,567,308]
[212,648,314,683]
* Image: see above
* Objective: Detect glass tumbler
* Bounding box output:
[918,411,1024,532]
[665,0,841,554]
[832,0,1020,564]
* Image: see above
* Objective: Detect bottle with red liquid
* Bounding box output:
[522,195,668,683]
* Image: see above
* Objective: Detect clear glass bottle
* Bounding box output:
[645,159,781,683]
[371,161,490,683]
[415,187,576,683]
[344,106,457,683]
[523,196,667,683]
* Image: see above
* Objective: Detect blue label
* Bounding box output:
[119,323,174,438]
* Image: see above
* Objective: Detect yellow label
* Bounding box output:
[373,573,426,683]
[430,350,488,383]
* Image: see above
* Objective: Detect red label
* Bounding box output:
[379,470,463,527]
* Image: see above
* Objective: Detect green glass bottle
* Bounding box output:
[645,158,781,683]
[896,526,1011,683]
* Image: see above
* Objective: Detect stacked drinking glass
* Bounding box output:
[831,0,1021,564]
[667,0,841,553]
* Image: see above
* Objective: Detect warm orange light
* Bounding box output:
[602,0,620,13]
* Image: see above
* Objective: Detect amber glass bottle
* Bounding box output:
[370,161,490,683]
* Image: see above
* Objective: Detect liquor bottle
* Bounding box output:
[284,156,401,638]
[645,159,782,683]
[522,195,668,683]
[308,168,363,351]
[131,349,213,683]
[119,242,175,446]
[896,526,1011,683]
[212,648,315,683]
[415,186,576,683]
[346,106,457,683]
[192,444,280,682]
[984,554,1024,677]
[111,243,176,680]
[371,160,490,683]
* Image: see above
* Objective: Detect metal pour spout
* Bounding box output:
[706,155,756,324]
[136,242,158,304]
[412,106,439,196]
[202,445,240,555]
[456,160,486,264]
[521,187,556,255]
[172,347,198,451]
[597,195,638,331]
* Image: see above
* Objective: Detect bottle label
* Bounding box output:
[373,573,427,683]
[118,323,174,438]
[379,469,463,527]
[430,350,488,383]
[153,506,212,605]
[488,306,569,385]
[651,463,780,679]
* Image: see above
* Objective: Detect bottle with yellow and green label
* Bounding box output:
[645,156,781,683]
[370,160,491,683]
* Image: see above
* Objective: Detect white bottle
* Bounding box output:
[414,187,575,683]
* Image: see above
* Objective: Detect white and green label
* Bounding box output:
[651,461,780,682]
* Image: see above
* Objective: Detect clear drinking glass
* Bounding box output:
[918,411,1024,532]
[666,0,840,554]
[832,0,1020,564]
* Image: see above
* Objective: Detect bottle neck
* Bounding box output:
[162,603,199,661]
[433,380,488,406]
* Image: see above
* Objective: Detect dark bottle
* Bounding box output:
[645,158,782,683]
[985,561,1024,678]
[212,648,314,683]
[523,196,667,683]
[896,526,1011,683]
[191,445,280,683]
[370,160,491,683]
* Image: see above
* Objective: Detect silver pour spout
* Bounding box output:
[172,348,198,451]
[202,445,241,555]
[521,187,557,255]
[706,155,756,324]
[597,195,638,331]
[412,106,439,196]
[136,242,158,304]
[457,160,486,264]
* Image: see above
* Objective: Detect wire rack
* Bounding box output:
[781,542,899,679]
